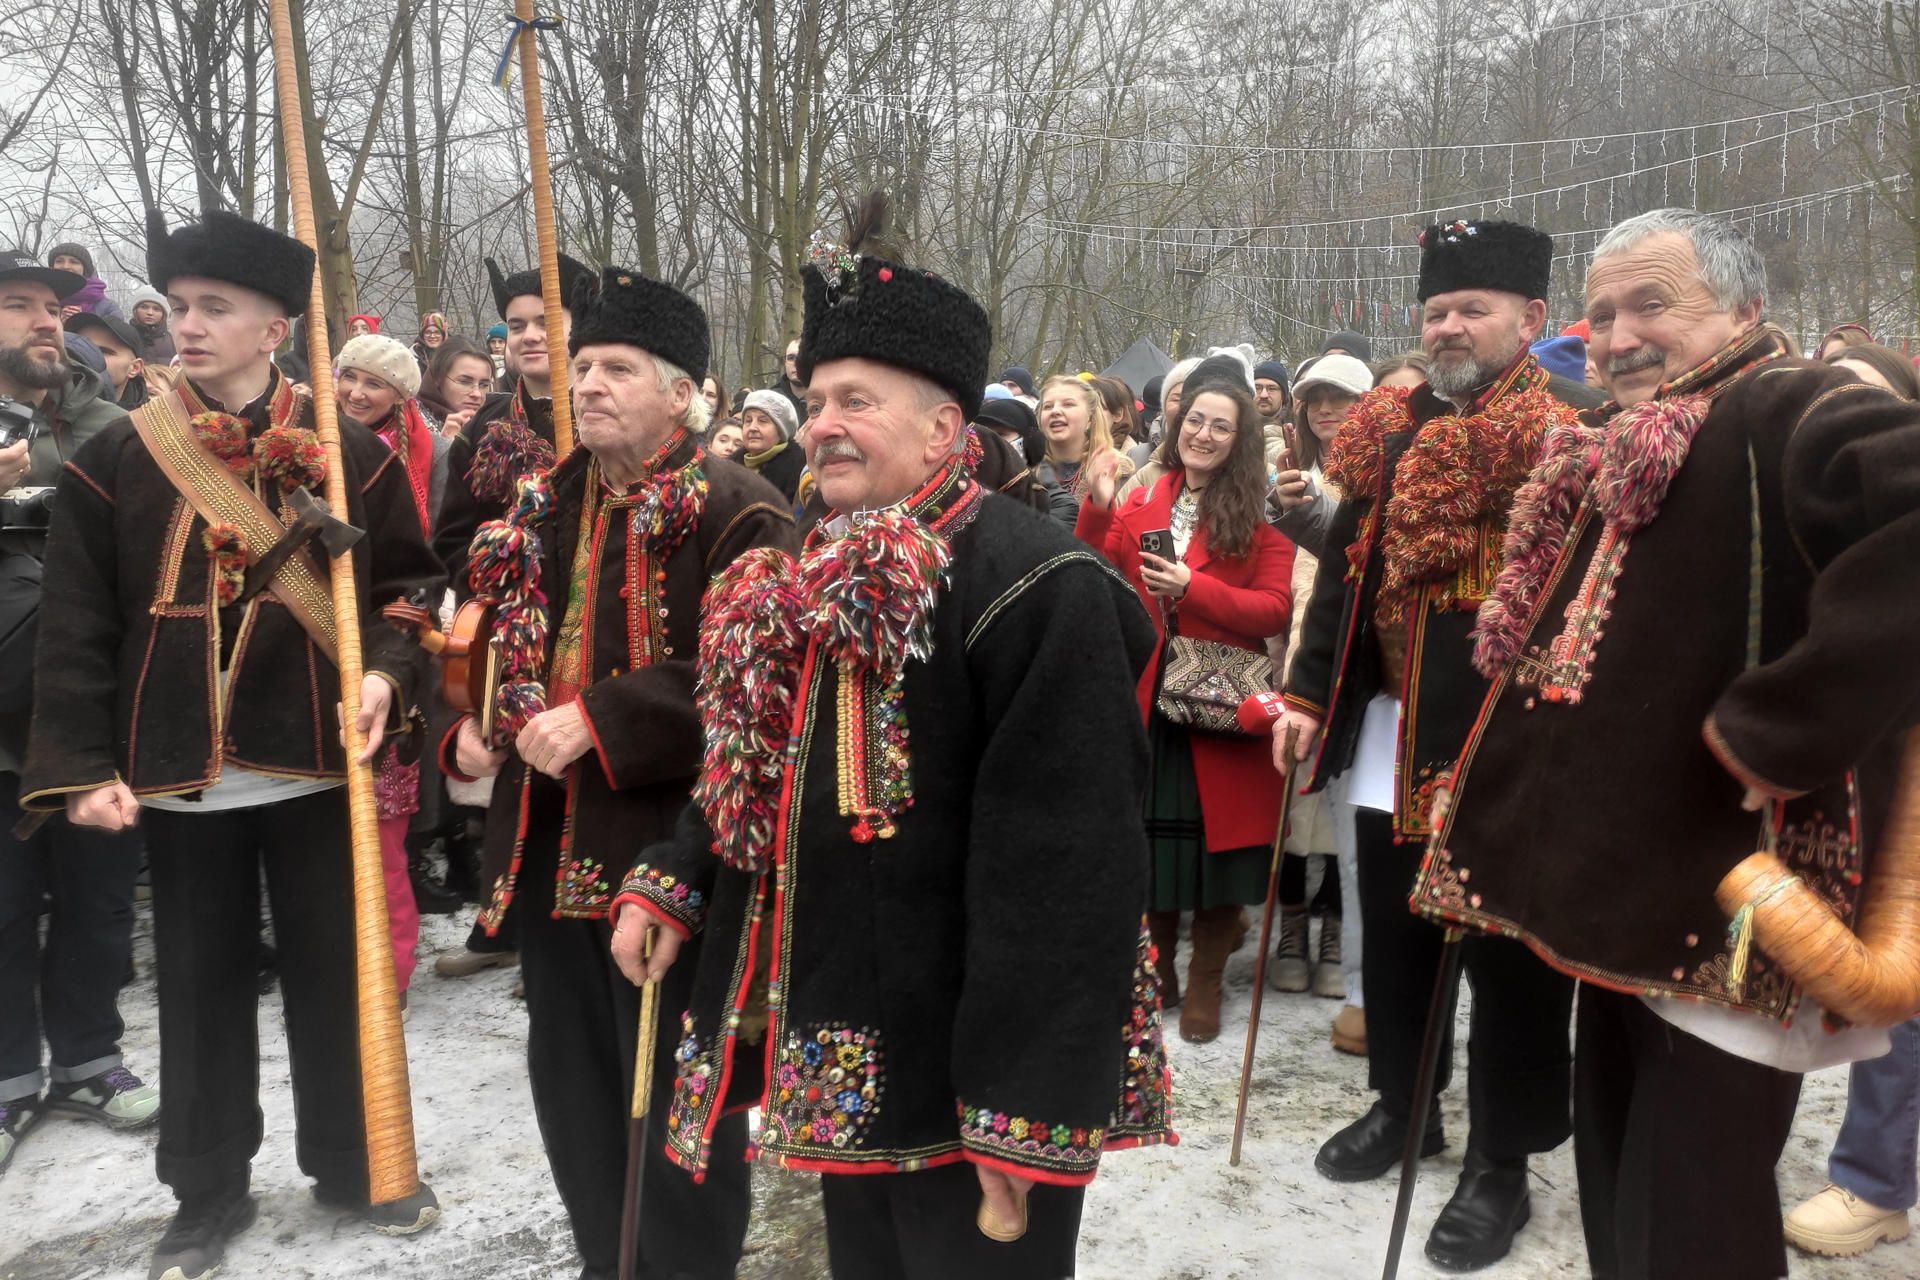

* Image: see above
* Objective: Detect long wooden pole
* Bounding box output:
[1230,726,1300,1166]
[617,933,662,1280]
[268,0,423,1208]
[512,0,574,456]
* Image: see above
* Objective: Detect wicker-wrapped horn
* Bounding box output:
[1714,725,1920,1028]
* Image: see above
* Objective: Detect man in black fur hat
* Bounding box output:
[432,251,594,585]
[440,266,793,1280]
[607,199,1172,1279]
[1275,218,1603,1271]
[21,209,444,1279]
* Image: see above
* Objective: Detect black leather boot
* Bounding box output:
[1424,1149,1532,1271]
[407,839,464,916]
[1313,1098,1445,1182]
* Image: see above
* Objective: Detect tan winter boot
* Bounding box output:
[1179,907,1240,1043]
[1146,911,1182,1008]
[1267,908,1310,993]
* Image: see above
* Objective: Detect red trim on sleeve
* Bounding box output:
[961,1148,1099,1189]
[576,697,619,789]
[439,715,479,783]
[610,891,692,941]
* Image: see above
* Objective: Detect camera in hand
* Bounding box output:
[0,396,37,451]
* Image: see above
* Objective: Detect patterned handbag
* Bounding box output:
[1155,632,1273,737]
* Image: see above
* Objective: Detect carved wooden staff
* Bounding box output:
[501,0,575,455]
[617,932,663,1280]
[1231,724,1301,1166]
[267,0,428,1214]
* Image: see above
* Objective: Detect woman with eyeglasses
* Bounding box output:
[418,337,497,440]
[1077,365,1296,1045]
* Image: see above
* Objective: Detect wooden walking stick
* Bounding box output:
[267,0,433,1222]
[1380,929,1464,1280]
[617,929,663,1280]
[498,0,575,456]
[1230,723,1302,1166]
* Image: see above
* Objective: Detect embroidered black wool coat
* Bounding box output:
[1414,330,1920,1019]
[441,435,796,927]
[1284,361,1602,838]
[21,371,443,806]
[616,467,1173,1189]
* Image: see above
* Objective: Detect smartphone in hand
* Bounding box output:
[1139,529,1173,560]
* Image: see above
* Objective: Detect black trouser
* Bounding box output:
[0,772,143,1100]
[1574,985,1803,1280]
[1278,852,1341,915]
[515,781,751,1279]
[1354,808,1574,1159]
[821,1161,1086,1280]
[144,789,367,1198]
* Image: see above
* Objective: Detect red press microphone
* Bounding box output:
[1237,690,1287,734]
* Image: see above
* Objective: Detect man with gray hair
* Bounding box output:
[442,266,795,1280]
[1410,207,1920,1277]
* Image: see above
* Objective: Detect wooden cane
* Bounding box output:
[509,0,574,457]
[1380,928,1465,1280]
[268,0,424,1210]
[1230,725,1302,1166]
[617,927,662,1280]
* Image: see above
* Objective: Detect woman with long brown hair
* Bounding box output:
[1077,375,1296,1044]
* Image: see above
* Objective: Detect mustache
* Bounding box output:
[1607,347,1666,377]
[812,440,867,465]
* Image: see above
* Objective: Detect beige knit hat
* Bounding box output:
[334,333,420,399]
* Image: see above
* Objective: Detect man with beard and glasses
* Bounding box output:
[0,249,153,1178]
[1275,220,1603,1272]
[1411,206,1920,1280]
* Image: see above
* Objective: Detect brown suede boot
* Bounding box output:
[1179,906,1240,1043]
[1146,911,1182,1008]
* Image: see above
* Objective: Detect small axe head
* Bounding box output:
[286,485,365,557]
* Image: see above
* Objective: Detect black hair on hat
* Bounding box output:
[566,265,709,385]
[146,208,315,315]
[797,193,992,422]
[486,252,594,320]
[1417,219,1553,303]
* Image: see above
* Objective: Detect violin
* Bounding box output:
[381,597,503,744]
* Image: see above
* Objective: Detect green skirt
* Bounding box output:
[1142,715,1270,912]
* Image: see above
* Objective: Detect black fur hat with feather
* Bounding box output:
[797,194,992,422]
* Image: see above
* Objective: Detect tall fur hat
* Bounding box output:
[1416,219,1554,303]
[486,252,594,320]
[146,208,315,315]
[797,194,992,422]
[565,265,708,385]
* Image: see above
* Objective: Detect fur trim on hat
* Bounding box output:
[486,252,594,320]
[1417,219,1553,303]
[566,266,709,385]
[146,209,315,315]
[336,333,422,399]
[740,389,799,441]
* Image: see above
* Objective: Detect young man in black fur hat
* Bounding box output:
[431,250,594,585]
[20,209,445,1279]
[608,200,1172,1279]
[440,266,793,1280]
[1275,218,1603,1271]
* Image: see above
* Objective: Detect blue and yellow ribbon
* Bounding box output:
[493,10,563,87]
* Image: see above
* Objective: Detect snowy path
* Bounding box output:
[2,907,1909,1280]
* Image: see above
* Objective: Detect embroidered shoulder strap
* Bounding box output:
[130,390,340,664]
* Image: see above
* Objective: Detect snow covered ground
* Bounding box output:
[2,906,1912,1280]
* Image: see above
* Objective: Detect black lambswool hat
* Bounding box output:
[1417,218,1554,303]
[146,209,315,315]
[487,252,594,320]
[566,266,709,384]
[797,194,992,422]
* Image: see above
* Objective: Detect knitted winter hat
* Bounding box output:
[128,286,167,312]
[1321,329,1374,362]
[487,323,507,341]
[147,209,314,316]
[740,388,799,441]
[47,242,95,278]
[566,265,709,384]
[797,194,992,422]
[486,252,594,320]
[336,333,422,398]
[1185,352,1255,398]
[347,313,382,334]
[1253,359,1291,391]
[1416,218,1553,303]
[1530,334,1587,383]
[999,366,1036,397]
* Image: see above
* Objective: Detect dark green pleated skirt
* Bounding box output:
[1142,714,1270,913]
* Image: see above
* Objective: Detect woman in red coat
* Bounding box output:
[1079,374,1295,1043]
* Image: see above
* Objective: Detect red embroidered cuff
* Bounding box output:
[439,716,479,784]
[576,698,619,789]
[613,861,706,937]
[956,1101,1104,1186]
[1281,692,1326,720]
[1702,713,1807,802]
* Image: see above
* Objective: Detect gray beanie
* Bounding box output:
[740,388,799,441]
[129,286,167,312]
